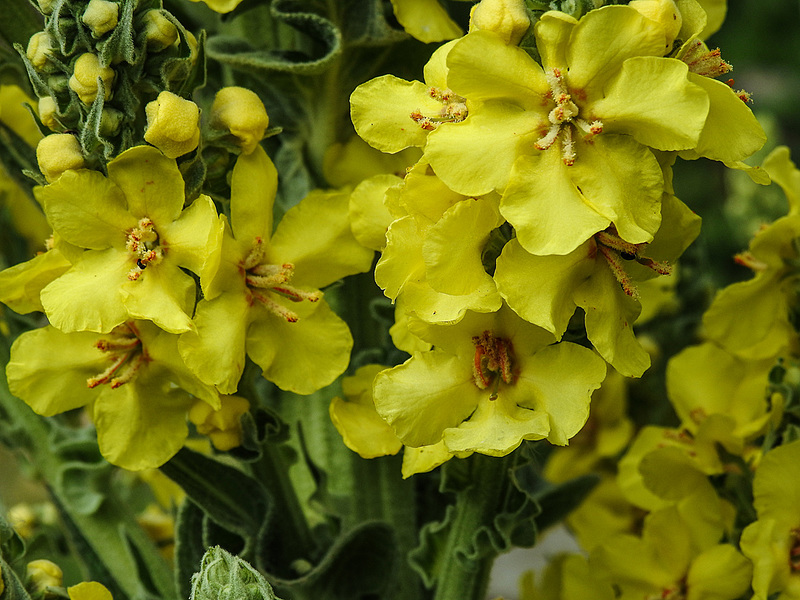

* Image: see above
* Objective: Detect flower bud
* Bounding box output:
[629,0,683,48]
[189,396,249,451]
[469,0,530,46]
[8,503,37,538]
[37,0,56,14]
[141,10,178,52]
[99,107,124,136]
[36,134,85,182]
[26,32,57,72]
[46,74,70,95]
[82,0,119,38]
[190,547,279,600]
[38,96,59,130]
[210,87,269,154]
[26,560,63,594]
[144,91,200,158]
[69,54,115,105]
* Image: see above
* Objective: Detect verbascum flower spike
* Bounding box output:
[7,321,220,470]
[144,91,200,159]
[36,134,86,182]
[35,145,224,334]
[68,53,115,105]
[469,0,530,46]
[190,547,283,600]
[210,87,269,155]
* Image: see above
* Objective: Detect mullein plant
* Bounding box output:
[0,0,795,599]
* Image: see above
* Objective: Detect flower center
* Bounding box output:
[125,217,163,281]
[242,237,321,322]
[535,68,603,166]
[410,86,468,131]
[594,228,672,299]
[646,578,687,600]
[471,330,516,398]
[87,323,146,389]
[789,528,800,572]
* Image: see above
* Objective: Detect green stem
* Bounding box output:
[432,454,514,600]
[0,336,175,600]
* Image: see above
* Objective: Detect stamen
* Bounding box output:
[735,251,768,272]
[409,87,468,131]
[87,353,129,388]
[243,237,265,270]
[595,230,643,256]
[110,353,145,388]
[471,331,517,391]
[271,286,321,303]
[87,324,145,389]
[597,245,639,299]
[251,289,299,322]
[681,39,732,77]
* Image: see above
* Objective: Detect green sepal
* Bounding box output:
[205,1,342,75]
[159,447,269,540]
[174,500,207,600]
[0,556,34,600]
[190,546,283,600]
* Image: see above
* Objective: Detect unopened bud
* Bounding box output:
[69,53,115,104]
[67,582,113,600]
[38,96,59,130]
[82,0,119,37]
[37,0,56,14]
[210,87,269,154]
[629,0,683,48]
[36,134,85,182]
[469,0,530,46]
[144,91,200,158]
[190,547,280,600]
[142,10,178,52]
[26,32,57,72]
[26,560,63,595]
[189,396,249,451]
[99,107,124,136]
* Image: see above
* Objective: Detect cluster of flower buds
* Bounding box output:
[20,0,199,173]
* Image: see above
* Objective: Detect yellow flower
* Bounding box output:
[210,87,269,155]
[144,91,200,158]
[184,0,244,14]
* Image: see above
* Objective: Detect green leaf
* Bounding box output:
[160,447,269,539]
[174,501,207,600]
[0,556,34,600]
[205,1,342,75]
[0,515,26,563]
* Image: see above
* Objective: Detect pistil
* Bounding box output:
[595,228,673,299]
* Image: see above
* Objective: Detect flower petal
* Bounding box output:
[495,238,594,337]
[500,151,610,256]
[230,145,277,251]
[270,188,374,289]
[162,194,224,278]
[40,249,130,333]
[350,75,443,153]
[247,299,352,395]
[106,145,185,226]
[0,249,71,314]
[516,342,606,445]
[121,262,195,333]
[36,170,134,250]
[93,382,191,470]
[566,6,664,96]
[389,0,462,43]
[178,291,252,395]
[577,265,650,377]
[6,326,104,415]
[373,351,479,447]
[591,57,709,151]
[423,196,503,295]
[425,102,543,195]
